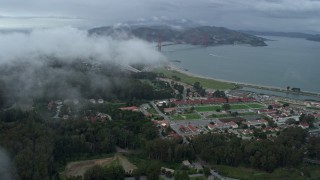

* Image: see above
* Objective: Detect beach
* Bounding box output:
[166,64,320,99]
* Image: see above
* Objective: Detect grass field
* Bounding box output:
[195,105,221,112]
[189,175,205,180]
[213,164,320,180]
[194,103,263,112]
[154,68,236,90]
[230,104,250,110]
[147,108,158,115]
[307,106,320,110]
[171,113,201,120]
[277,100,289,104]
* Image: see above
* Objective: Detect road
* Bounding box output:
[150,101,189,143]
[210,169,239,180]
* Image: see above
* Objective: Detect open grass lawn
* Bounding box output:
[195,105,221,112]
[230,104,251,110]
[307,106,320,110]
[147,107,158,115]
[213,164,320,180]
[246,103,265,109]
[278,100,289,105]
[171,113,201,120]
[189,175,205,180]
[194,103,263,112]
[154,68,236,90]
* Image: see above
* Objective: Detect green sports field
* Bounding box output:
[194,103,264,112]
[195,105,221,112]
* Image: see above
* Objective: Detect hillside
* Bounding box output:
[307,35,320,42]
[89,26,267,47]
[243,30,320,42]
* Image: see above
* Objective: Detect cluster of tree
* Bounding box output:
[0,81,5,109]
[212,90,226,98]
[193,82,206,96]
[81,164,125,180]
[145,138,195,163]
[172,82,184,94]
[307,136,320,160]
[299,114,316,127]
[111,78,174,101]
[192,127,308,172]
[0,111,56,179]
[222,103,231,110]
[0,107,159,179]
[0,67,174,110]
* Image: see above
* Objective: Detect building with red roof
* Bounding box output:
[244,119,268,127]
[208,121,238,130]
[164,107,177,114]
[313,114,320,119]
[299,122,309,129]
[179,125,190,133]
[188,124,198,133]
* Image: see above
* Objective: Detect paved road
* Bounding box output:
[150,101,189,143]
[210,169,239,180]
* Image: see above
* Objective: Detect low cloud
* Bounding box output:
[0,147,17,180]
[0,27,166,107]
[0,27,165,65]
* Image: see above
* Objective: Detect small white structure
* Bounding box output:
[89,99,96,104]
[56,100,63,105]
[98,99,104,104]
[182,160,192,168]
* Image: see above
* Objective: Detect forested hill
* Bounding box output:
[243,31,320,42]
[89,26,267,47]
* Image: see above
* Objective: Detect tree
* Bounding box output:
[84,165,106,180]
[213,90,226,98]
[290,110,294,114]
[203,167,211,177]
[283,103,289,107]
[174,171,189,180]
[0,86,5,109]
[268,105,273,110]
[287,86,290,91]
[231,112,239,117]
[193,82,201,90]
[190,106,195,112]
[146,161,161,180]
[222,104,231,111]
[106,165,125,180]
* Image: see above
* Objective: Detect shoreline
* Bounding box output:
[167,64,320,99]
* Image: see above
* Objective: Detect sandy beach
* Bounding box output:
[166,63,320,98]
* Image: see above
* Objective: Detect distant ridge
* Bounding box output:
[242,30,320,42]
[89,25,267,47]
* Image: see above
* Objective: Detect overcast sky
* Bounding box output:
[0,0,320,33]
